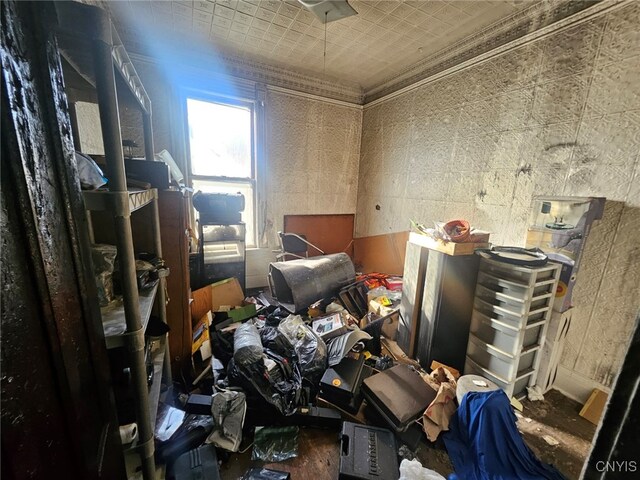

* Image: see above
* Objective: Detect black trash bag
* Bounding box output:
[210,328,235,369]
[251,426,299,462]
[227,351,305,416]
[265,306,289,327]
[227,359,259,396]
[260,326,295,358]
[264,349,305,411]
[277,315,327,389]
[156,413,213,464]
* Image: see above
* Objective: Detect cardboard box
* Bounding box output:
[191,277,245,324]
[408,232,489,256]
[361,307,399,341]
[353,231,409,275]
[210,277,244,310]
[192,312,212,361]
[580,388,608,425]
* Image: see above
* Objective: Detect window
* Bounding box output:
[186,97,257,247]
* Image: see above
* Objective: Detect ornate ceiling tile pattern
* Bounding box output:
[105,1,533,91]
[95,1,603,104]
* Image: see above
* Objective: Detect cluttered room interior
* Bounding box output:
[2,1,639,479]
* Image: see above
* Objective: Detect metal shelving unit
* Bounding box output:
[124,336,166,454]
[83,189,157,214]
[55,3,170,478]
[102,281,158,349]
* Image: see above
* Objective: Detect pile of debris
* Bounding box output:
[148,251,565,480]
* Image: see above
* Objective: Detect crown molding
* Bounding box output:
[364,0,628,108]
[216,51,365,105]
[119,34,364,105]
[127,47,364,105]
[266,85,363,110]
[364,0,606,103]
[98,0,621,108]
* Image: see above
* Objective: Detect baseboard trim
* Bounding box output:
[554,365,612,404]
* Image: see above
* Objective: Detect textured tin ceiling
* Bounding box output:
[106,0,542,94]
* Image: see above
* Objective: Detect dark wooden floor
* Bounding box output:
[220,428,340,479]
[219,389,597,480]
[519,389,597,480]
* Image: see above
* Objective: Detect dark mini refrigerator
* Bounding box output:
[399,233,480,372]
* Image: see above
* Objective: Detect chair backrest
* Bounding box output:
[279,231,309,257]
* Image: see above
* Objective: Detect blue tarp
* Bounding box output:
[443,390,566,480]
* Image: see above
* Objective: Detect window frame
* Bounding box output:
[183,90,260,247]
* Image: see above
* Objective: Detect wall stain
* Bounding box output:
[517,163,533,176]
[477,189,487,201]
[544,142,578,152]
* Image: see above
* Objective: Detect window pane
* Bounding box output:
[187,98,252,178]
[192,180,256,248]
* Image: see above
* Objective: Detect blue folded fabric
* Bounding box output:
[443,390,565,480]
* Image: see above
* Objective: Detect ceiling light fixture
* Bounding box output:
[298,0,358,23]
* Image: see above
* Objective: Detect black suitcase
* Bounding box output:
[362,364,436,432]
[339,421,398,480]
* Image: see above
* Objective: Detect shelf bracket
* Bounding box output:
[131,437,155,460]
[123,327,145,353]
[109,191,132,218]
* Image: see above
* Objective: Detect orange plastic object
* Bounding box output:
[443,219,470,243]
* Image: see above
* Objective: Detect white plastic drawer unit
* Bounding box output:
[203,242,244,264]
[464,258,561,399]
[201,224,246,265]
[476,270,556,299]
[470,310,545,357]
[479,258,558,284]
[466,333,538,381]
[465,357,534,398]
[474,284,553,317]
[473,297,548,325]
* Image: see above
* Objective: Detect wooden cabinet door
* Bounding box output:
[158,190,192,378]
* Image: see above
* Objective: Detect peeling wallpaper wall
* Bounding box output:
[264,91,362,246]
[356,3,639,396]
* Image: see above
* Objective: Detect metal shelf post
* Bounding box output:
[92,15,155,480]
